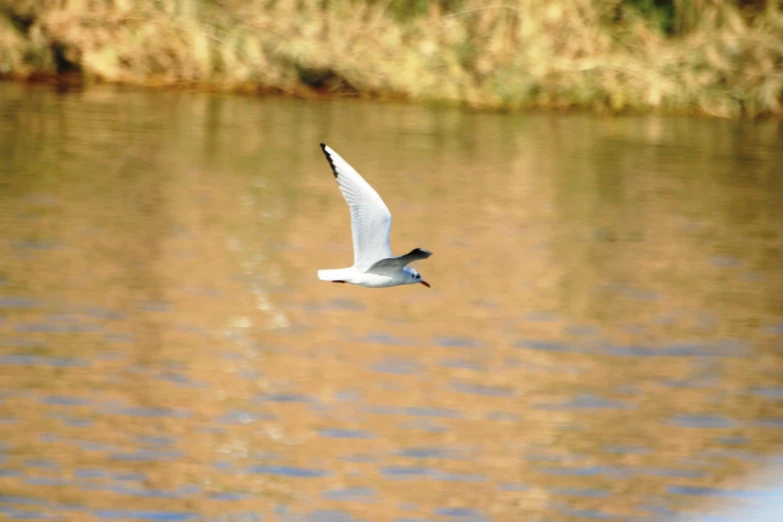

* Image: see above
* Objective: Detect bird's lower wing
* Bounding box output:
[365,248,432,275]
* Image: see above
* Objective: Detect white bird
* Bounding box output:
[317,143,432,288]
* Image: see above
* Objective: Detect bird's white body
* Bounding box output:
[318,266,420,288]
[317,144,432,289]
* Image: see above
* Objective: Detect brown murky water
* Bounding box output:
[0,82,782,522]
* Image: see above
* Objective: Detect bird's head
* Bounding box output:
[403,266,430,288]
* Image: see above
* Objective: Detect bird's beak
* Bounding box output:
[420,281,431,288]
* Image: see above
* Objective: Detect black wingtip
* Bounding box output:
[319,143,339,179]
[414,248,433,258]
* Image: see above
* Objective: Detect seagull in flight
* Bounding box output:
[317,143,432,288]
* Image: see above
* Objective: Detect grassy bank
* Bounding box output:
[1,0,782,117]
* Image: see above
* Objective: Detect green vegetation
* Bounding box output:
[1,0,782,117]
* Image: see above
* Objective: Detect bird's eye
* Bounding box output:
[416,274,420,279]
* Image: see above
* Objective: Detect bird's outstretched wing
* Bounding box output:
[366,248,432,276]
[320,144,393,271]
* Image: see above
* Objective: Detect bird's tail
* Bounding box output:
[318,268,354,282]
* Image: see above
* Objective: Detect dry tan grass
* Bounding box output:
[0,0,782,116]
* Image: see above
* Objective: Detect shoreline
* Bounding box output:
[0,74,759,122]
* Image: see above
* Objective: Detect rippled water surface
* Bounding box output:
[0,82,782,522]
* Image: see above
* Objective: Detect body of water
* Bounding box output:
[0,82,782,521]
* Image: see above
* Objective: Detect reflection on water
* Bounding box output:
[0,82,782,521]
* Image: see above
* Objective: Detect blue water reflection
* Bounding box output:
[322,487,375,502]
[248,465,330,478]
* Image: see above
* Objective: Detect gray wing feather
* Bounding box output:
[366,248,432,275]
